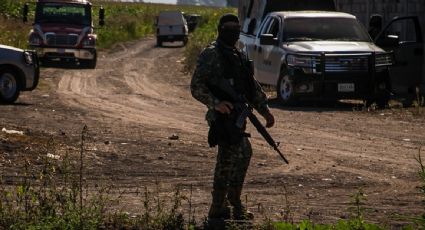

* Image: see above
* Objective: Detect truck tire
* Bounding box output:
[80,59,96,69]
[276,69,297,106]
[80,53,97,69]
[376,94,390,108]
[183,37,188,46]
[366,73,391,108]
[156,37,162,47]
[0,68,21,104]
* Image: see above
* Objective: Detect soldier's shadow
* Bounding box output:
[268,97,364,112]
[0,102,33,107]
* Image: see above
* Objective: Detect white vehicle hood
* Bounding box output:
[0,44,23,53]
[284,41,385,53]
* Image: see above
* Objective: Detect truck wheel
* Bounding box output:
[416,86,425,107]
[80,59,96,69]
[366,75,391,109]
[156,37,162,47]
[0,69,21,104]
[183,37,188,46]
[376,95,390,108]
[276,69,297,106]
[80,53,97,69]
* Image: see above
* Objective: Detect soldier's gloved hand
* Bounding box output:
[214,101,233,114]
[263,111,275,128]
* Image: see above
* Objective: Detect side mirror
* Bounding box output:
[376,35,400,47]
[99,7,105,26]
[23,3,29,23]
[260,34,278,46]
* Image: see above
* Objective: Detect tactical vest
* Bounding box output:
[208,42,256,103]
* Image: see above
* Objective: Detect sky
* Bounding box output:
[143,0,177,4]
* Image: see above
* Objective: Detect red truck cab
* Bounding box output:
[24,0,104,68]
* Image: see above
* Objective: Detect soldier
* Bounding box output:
[368,14,383,40]
[190,14,275,226]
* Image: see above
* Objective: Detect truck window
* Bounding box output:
[158,11,185,25]
[35,3,91,26]
[384,18,418,43]
[258,17,272,37]
[268,18,280,38]
[264,0,335,19]
[284,18,371,42]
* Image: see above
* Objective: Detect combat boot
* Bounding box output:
[227,187,254,220]
[206,189,231,230]
[208,189,231,219]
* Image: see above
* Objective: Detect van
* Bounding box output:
[156,11,189,47]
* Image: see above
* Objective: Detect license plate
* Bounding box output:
[338,83,355,92]
[57,48,65,53]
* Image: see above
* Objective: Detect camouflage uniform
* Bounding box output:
[190,40,270,220]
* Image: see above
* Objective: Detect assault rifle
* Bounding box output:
[218,80,289,164]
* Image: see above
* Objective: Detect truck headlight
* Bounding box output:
[287,54,320,74]
[29,33,42,46]
[23,51,33,65]
[82,36,96,48]
[375,53,393,67]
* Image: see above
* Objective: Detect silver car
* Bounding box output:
[0,45,39,104]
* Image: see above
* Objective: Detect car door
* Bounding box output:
[375,16,424,95]
[255,16,282,85]
[252,16,272,83]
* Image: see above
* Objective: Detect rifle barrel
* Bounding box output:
[247,113,289,164]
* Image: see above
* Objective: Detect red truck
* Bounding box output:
[23,0,105,68]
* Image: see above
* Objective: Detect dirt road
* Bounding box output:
[1,38,424,226]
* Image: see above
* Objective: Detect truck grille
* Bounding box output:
[45,34,78,46]
[324,55,369,72]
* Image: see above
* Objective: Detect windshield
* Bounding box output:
[264,0,335,17]
[35,3,91,26]
[284,18,371,42]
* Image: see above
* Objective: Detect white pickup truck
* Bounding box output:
[155,11,189,47]
[0,45,39,104]
[241,11,394,106]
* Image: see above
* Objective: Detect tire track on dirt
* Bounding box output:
[56,40,204,134]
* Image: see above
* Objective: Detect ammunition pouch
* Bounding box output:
[208,112,247,147]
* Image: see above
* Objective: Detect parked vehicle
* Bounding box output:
[155,11,189,47]
[374,16,425,104]
[0,45,39,104]
[246,11,393,105]
[23,0,105,69]
[237,0,336,55]
[184,13,201,33]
